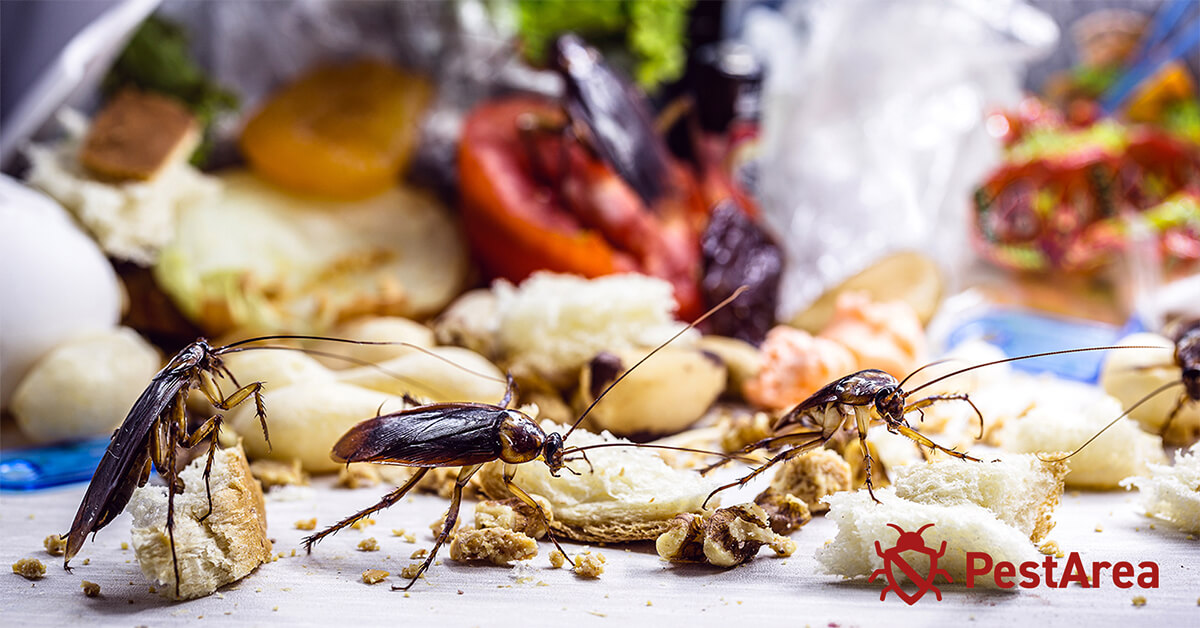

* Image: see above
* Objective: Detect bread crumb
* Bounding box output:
[336,464,381,489]
[400,563,424,579]
[403,533,416,544]
[1038,540,1060,556]
[82,558,90,566]
[573,552,605,578]
[1132,595,1146,607]
[294,518,317,531]
[549,550,567,569]
[646,600,653,607]
[81,581,101,597]
[350,518,376,531]
[361,569,389,585]
[43,534,67,557]
[449,528,537,565]
[12,558,45,580]
[357,538,379,552]
[767,449,852,513]
[391,528,406,537]
[474,497,551,539]
[1094,525,1103,533]
[121,542,129,550]
[410,549,428,560]
[249,459,309,489]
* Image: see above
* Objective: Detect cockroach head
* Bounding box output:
[1184,367,1200,401]
[542,432,565,473]
[874,387,905,420]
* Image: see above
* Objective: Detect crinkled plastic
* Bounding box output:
[734,0,1059,318]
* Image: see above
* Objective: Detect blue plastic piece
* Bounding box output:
[944,308,1123,383]
[0,436,109,491]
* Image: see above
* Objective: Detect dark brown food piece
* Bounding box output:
[700,201,782,345]
[80,88,197,181]
[754,488,813,535]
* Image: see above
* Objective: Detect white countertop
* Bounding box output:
[2,474,1196,627]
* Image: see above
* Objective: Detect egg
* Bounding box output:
[0,175,123,407]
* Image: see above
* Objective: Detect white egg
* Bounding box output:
[0,174,122,407]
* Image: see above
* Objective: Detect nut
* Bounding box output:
[655,513,707,562]
[754,488,813,534]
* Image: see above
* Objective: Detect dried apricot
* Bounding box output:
[240,60,431,199]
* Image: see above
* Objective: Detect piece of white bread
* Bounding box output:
[128,445,272,599]
[816,455,1064,588]
[1003,394,1166,489]
[892,455,1067,543]
[493,273,692,386]
[479,421,715,542]
[1122,443,1200,533]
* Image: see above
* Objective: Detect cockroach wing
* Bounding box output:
[331,404,506,468]
[64,368,191,563]
[773,370,896,431]
[557,36,668,206]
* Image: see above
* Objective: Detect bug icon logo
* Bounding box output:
[869,523,952,605]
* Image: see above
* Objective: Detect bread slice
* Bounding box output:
[479,421,714,542]
[128,445,272,599]
[892,455,1067,543]
[816,455,1066,588]
[1004,395,1166,489]
[80,88,199,181]
[1122,443,1200,533]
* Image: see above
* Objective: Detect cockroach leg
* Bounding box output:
[702,435,827,509]
[904,393,985,439]
[501,465,575,568]
[395,464,483,591]
[177,414,224,522]
[303,468,431,554]
[214,381,268,449]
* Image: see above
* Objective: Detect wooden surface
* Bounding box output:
[1,472,1196,627]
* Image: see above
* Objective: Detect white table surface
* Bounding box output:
[2,473,1197,627]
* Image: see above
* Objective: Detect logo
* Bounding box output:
[870,521,1161,604]
[869,523,951,605]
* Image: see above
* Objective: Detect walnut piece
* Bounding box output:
[81,581,101,597]
[754,488,813,534]
[656,504,795,568]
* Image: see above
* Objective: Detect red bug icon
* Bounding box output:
[869,523,953,604]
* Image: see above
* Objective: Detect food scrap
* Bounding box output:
[294,518,317,531]
[357,538,380,552]
[656,504,796,568]
[81,581,101,597]
[572,552,606,579]
[43,534,67,557]
[12,558,46,580]
[361,569,389,585]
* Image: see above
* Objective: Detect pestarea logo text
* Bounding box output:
[966,552,1160,590]
[871,523,1160,605]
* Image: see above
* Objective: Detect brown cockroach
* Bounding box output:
[704,345,1169,506]
[62,334,430,598]
[303,289,751,591]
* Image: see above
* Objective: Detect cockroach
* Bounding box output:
[704,345,1169,506]
[303,289,750,591]
[62,334,428,598]
[546,33,670,207]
